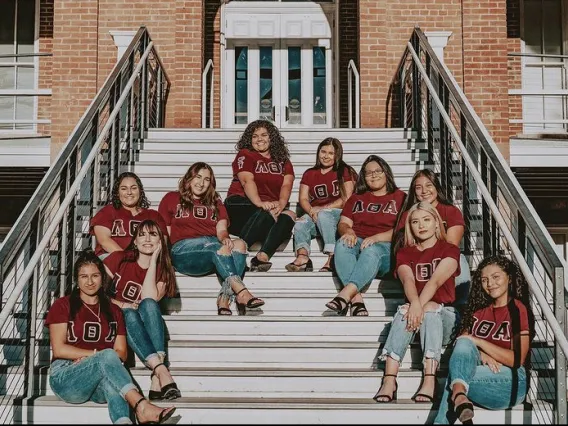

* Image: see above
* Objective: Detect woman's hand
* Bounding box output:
[339,230,358,248]
[150,242,162,263]
[270,203,284,218]
[403,301,424,331]
[260,201,277,211]
[479,351,502,373]
[309,206,323,221]
[361,235,380,249]
[222,237,234,250]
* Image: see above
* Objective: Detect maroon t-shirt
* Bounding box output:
[90,205,167,255]
[45,295,126,354]
[471,299,529,350]
[395,239,460,304]
[226,149,295,202]
[341,189,406,238]
[300,167,356,207]
[104,251,160,303]
[158,191,229,245]
[397,203,465,233]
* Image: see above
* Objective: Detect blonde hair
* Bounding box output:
[404,201,446,246]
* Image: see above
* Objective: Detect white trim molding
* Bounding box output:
[109,30,138,61]
[424,31,452,63]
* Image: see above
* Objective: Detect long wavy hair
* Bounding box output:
[69,249,115,324]
[121,219,177,298]
[403,201,446,247]
[109,172,150,209]
[178,162,220,218]
[310,137,357,200]
[402,169,451,212]
[460,255,535,365]
[355,155,398,195]
[236,119,290,164]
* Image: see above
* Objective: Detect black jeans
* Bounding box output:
[224,195,295,259]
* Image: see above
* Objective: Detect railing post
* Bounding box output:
[489,166,498,253]
[425,55,434,165]
[554,266,567,424]
[460,113,471,257]
[439,80,450,198]
[411,34,422,141]
[480,151,492,258]
[157,67,163,127]
[24,212,39,398]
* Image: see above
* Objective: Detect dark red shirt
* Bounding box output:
[397,203,465,233]
[158,191,229,245]
[104,251,160,303]
[395,239,460,304]
[341,189,406,238]
[226,149,295,202]
[471,299,529,350]
[300,167,356,207]
[90,205,167,255]
[45,296,126,353]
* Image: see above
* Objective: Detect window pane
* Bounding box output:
[0,96,15,130]
[0,67,16,90]
[313,47,326,124]
[0,0,16,56]
[235,46,248,125]
[259,46,273,122]
[16,66,33,89]
[16,96,33,129]
[17,0,36,62]
[287,46,301,124]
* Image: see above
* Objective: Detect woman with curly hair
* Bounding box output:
[433,255,534,424]
[373,201,460,404]
[159,162,264,315]
[224,119,296,272]
[104,219,181,402]
[90,171,167,258]
[325,155,406,316]
[394,169,471,305]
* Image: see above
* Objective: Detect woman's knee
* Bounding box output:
[98,348,121,364]
[139,298,160,312]
[453,337,477,355]
[232,238,247,253]
[281,210,296,220]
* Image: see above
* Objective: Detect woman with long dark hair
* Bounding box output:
[45,250,177,424]
[325,155,406,316]
[90,171,167,258]
[224,120,296,272]
[433,255,534,424]
[104,219,181,401]
[286,137,357,272]
[159,162,264,315]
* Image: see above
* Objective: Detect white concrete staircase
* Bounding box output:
[7,129,552,424]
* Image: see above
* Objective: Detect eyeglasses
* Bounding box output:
[364,168,385,177]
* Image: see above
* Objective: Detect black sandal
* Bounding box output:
[133,396,176,424]
[325,296,349,316]
[217,296,232,316]
[412,373,437,403]
[453,391,474,422]
[350,302,369,316]
[235,287,265,315]
[249,256,273,272]
[152,363,181,400]
[372,374,398,403]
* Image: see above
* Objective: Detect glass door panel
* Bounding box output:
[259,46,274,122]
[312,46,327,125]
[234,46,248,125]
[287,46,302,125]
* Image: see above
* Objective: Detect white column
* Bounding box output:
[424,31,452,63]
[109,30,138,61]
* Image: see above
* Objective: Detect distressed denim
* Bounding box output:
[380,304,458,364]
[434,338,527,424]
[293,208,342,255]
[334,238,391,291]
[171,236,247,299]
[49,349,137,424]
[455,254,471,306]
[122,298,166,367]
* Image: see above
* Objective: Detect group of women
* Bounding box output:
[44,119,534,424]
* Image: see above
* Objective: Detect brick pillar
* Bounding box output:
[50,0,99,159]
[338,0,359,128]
[38,0,54,139]
[506,0,522,144]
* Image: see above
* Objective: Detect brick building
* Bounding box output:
[0,0,567,258]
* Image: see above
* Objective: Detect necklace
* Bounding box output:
[82,302,101,322]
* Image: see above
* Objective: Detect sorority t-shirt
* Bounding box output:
[340,189,406,238]
[300,167,356,207]
[45,295,126,354]
[471,299,529,350]
[226,149,295,202]
[397,203,465,233]
[395,239,460,304]
[90,205,167,255]
[158,191,229,245]
[104,251,159,303]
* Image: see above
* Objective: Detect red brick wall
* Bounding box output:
[38,0,53,138]
[506,0,523,144]
[338,0,359,128]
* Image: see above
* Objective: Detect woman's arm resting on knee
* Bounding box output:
[418,257,458,306]
[360,229,393,249]
[93,226,123,254]
[237,171,264,208]
[398,265,423,330]
[113,334,128,362]
[337,216,357,247]
[49,323,97,361]
[216,219,233,249]
[460,333,531,368]
[277,174,295,212]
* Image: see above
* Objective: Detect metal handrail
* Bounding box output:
[508,52,568,59]
[347,59,360,128]
[0,53,53,59]
[202,59,214,128]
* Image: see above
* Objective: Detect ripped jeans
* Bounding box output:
[380,303,458,365]
[293,209,342,255]
[171,236,247,300]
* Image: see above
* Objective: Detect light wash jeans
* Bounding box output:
[122,298,166,367]
[171,236,247,300]
[434,338,527,424]
[293,208,342,255]
[49,349,137,424]
[455,254,471,306]
[381,304,458,364]
[334,238,391,291]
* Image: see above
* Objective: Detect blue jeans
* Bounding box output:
[171,236,247,300]
[381,304,458,364]
[49,349,137,424]
[293,208,342,255]
[334,238,391,291]
[122,299,166,367]
[455,254,471,306]
[434,338,527,424]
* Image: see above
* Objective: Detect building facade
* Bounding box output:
[0,0,566,257]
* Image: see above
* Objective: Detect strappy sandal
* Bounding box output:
[325,296,349,316]
[350,302,369,316]
[151,363,181,400]
[216,296,232,316]
[453,391,474,422]
[412,373,436,403]
[133,396,176,424]
[319,265,333,272]
[235,287,265,315]
[372,374,398,403]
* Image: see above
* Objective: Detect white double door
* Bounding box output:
[224,39,332,128]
